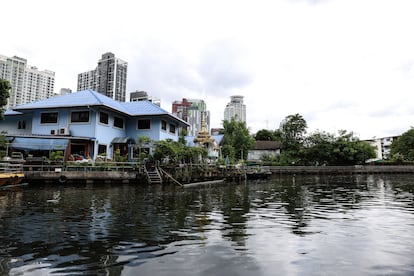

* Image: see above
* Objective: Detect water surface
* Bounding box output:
[1,174,413,275]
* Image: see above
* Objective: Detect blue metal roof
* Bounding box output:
[11,89,188,125]
[121,101,169,116]
[4,109,22,115]
[13,89,125,111]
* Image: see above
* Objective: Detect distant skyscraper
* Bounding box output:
[172,98,209,136]
[60,88,72,95]
[224,95,246,123]
[23,66,55,104]
[77,52,127,102]
[130,90,160,106]
[0,54,55,108]
[77,70,96,91]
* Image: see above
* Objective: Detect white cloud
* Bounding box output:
[2,0,414,139]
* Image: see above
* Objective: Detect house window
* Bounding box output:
[161,120,167,131]
[40,112,58,124]
[98,144,107,154]
[169,124,176,134]
[17,120,26,129]
[114,116,124,128]
[71,111,90,123]
[138,119,151,130]
[100,112,109,125]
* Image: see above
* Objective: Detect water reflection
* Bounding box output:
[0,175,413,275]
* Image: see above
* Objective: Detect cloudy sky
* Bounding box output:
[2,0,414,139]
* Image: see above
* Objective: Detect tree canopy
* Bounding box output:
[255,114,376,166]
[303,130,376,165]
[153,139,207,164]
[275,113,307,152]
[0,79,11,158]
[0,79,11,120]
[254,129,275,141]
[221,119,255,162]
[390,128,414,161]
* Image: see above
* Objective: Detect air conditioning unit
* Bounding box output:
[51,129,57,135]
[59,127,70,135]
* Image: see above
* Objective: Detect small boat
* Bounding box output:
[0,162,25,187]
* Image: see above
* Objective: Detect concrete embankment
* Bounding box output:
[269,165,414,175]
[25,170,138,184]
[23,164,414,185]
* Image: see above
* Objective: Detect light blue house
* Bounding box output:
[0,90,189,161]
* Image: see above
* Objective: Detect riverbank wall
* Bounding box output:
[269,165,414,175]
[22,163,245,184]
[20,163,414,184]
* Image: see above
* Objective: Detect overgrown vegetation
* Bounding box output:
[0,79,10,159]
[390,128,414,161]
[152,139,207,164]
[0,79,11,120]
[255,114,376,166]
[0,134,7,159]
[50,151,64,161]
[221,119,255,163]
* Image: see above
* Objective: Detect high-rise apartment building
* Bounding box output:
[77,52,127,102]
[77,70,96,91]
[23,66,55,104]
[224,95,246,123]
[130,90,160,106]
[60,88,72,96]
[172,98,209,136]
[0,54,55,108]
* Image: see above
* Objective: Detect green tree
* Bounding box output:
[391,128,414,161]
[304,130,376,165]
[0,134,7,158]
[274,113,307,164]
[254,129,275,141]
[178,128,188,145]
[221,119,255,162]
[277,114,307,150]
[136,135,152,163]
[0,79,11,120]
[153,139,179,162]
[0,79,10,158]
[303,131,335,165]
[152,139,207,164]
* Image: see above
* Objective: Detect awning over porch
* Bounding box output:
[9,137,69,151]
[111,137,134,144]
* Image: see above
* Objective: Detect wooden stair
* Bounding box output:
[144,165,163,184]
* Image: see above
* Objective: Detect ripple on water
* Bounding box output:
[1,177,414,275]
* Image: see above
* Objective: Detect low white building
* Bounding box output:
[365,136,399,161]
[247,141,282,162]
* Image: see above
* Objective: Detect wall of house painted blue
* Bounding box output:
[124,116,180,142]
[68,108,97,138]
[95,109,126,142]
[0,114,32,136]
[1,89,189,161]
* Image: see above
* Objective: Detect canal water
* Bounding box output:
[1,175,414,275]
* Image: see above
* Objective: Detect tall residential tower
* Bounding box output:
[172,98,210,136]
[224,95,246,123]
[77,52,127,102]
[0,54,55,108]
